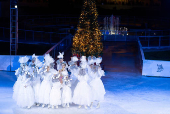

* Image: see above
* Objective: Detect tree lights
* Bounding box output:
[72,0,103,57]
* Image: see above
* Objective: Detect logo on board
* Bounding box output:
[157,64,164,72]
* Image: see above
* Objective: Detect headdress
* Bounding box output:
[44,54,54,66]
[80,56,86,62]
[96,57,102,65]
[57,52,64,59]
[32,54,37,60]
[19,56,29,64]
[71,56,78,62]
[88,56,95,65]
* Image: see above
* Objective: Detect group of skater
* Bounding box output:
[13,52,106,109]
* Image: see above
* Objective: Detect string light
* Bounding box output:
[72,0,103,56]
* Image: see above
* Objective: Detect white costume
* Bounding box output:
[68,56,79,94]
[61,68,69,79]
[38,54,54,107]
[50,73,62,108]
[72,57,92,108]
[68,56,79,82]
[87,56,96,83]
[39,70,53,105]
[13,56,29,102]
[29,54,42,104]
[62,77,72,107]
[16,66,35,108]
[89,57,106,108]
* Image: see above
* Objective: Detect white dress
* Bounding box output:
[72,69,92,106]
[29,64,41,103]
[61,69,69,79]
[62,80,72,104]
[38,71,52,105]
[16,74,35,108]
[50,81,62,106]
[69,65,79,96]
[13,67,23,102]
[32,75,41,103]
[89,66,106,101]
[56,60,62,71]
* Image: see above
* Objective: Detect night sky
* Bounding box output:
[0,0,169,17]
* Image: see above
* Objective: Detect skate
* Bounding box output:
[27,106,31,109]
[84,105,88,109]
[42,104,45,108]
[56,105,58,109]
[62,103,66,108]
[90,102,93,108]
[78,105,82,109]
[48,104,50,109]
[36,103,40,106]
[96,102,100,109]
[67,103,69,108]
[52,105,54,109]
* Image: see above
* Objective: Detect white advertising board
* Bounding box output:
[142,59,170,77]
[0,55,44,71]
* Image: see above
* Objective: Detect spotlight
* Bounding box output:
[15,5,17,9]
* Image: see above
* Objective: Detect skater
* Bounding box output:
[13,56,30,102]
[38,54,55,108]
[29,54,42,106]
[59,61,69,84]
[62,76,72,108]
[68,56,79,92]
[89,57,106,108]
[50,73,62,109]
[72,56,92,109]
[16,65,35,108]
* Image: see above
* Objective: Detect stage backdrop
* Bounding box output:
[142,59,170,77]
[0,55,44,71]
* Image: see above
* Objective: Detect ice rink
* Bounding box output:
[1,42,170,114]
[0,71,170,114]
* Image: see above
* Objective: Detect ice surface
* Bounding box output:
[0,71,170,114]
[1,42,170,114]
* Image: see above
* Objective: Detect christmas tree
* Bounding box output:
[72,0,103,56]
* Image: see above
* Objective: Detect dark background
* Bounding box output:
[0,0,169,17]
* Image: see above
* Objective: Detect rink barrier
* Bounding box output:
[138,39,145,61]
[142,59,170,77]
[0,55,44,71]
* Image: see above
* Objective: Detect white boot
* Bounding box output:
[63,103,66,108]
[90,102,93,108]
[96,102,100,109]
[42,104,45,108]
[56,105,58,109]
[48,104,50,109]
[52,105,54,109]
[36,103,40,106]
[67,103,69,108]
[84,105,88,109]
[78,105,82,109]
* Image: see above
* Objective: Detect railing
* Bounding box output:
[44,34,73,59]
[139,35,170,49]
[102,35,138,41]
[101,30,170,36]
[102,30,170,42]
[0,27,70,44]
[138,39,145,60]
